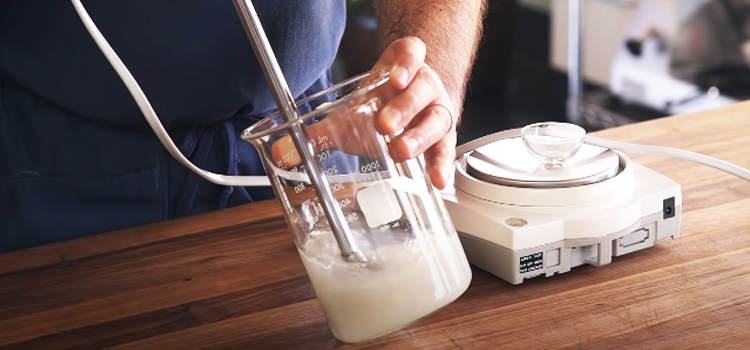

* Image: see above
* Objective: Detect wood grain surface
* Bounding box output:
[3,102,750,349]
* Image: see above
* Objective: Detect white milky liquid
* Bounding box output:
[299,228,472,343]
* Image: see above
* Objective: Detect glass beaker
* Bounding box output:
[242,72,472,343]
[71,2,470,343]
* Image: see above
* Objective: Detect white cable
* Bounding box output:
[455,126,750,182]
[70,0,270,187]
[584,135,750,181]
[455,128,521,157]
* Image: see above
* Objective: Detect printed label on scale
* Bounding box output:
[519,252,543,274]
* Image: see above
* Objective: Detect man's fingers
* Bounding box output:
[424,130,457,190]
[373,37,427,89]
[377,65,444,135]
[391,101,455,160]
[271,134,300,168]
[273,36,457,189]
[270,120,334,169]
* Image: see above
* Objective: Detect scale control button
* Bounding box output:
[505,218,528,227]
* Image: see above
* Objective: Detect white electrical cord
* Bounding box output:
[455,127,750,182]
[583,135,750,181]
[455,128,521,157]
[71,0,270,187]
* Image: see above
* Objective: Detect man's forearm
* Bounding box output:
[374,0,487,117]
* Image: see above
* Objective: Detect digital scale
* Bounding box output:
[442,128,682,284]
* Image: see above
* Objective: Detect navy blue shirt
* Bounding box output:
[0,0,346,252]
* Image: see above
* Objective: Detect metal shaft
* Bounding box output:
[567,0,583,124]
[232,0,363,261]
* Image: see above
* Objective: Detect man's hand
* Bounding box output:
[270,37,457,189]
[272,0,485,190]
[373,37,457,189]
[375,0,487,184]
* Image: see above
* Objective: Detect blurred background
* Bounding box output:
[335,0,750,145]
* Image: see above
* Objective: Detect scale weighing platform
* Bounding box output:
[442,128,682,284]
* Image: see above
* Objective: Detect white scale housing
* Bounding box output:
[442,130,682,284]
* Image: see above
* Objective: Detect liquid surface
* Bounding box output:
[299,228,471,343]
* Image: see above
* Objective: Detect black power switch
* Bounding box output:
[663,197,676,219]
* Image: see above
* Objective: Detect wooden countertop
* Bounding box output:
[3,102,750,349]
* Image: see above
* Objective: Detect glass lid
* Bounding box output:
[465,137,621,188]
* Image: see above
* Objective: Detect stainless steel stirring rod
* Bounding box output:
[232,0,366,263]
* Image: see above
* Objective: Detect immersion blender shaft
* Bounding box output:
[232,0,364,261]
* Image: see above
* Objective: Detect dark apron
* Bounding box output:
[0,0,345,253]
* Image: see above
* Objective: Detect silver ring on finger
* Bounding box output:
[429,103,455,135]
